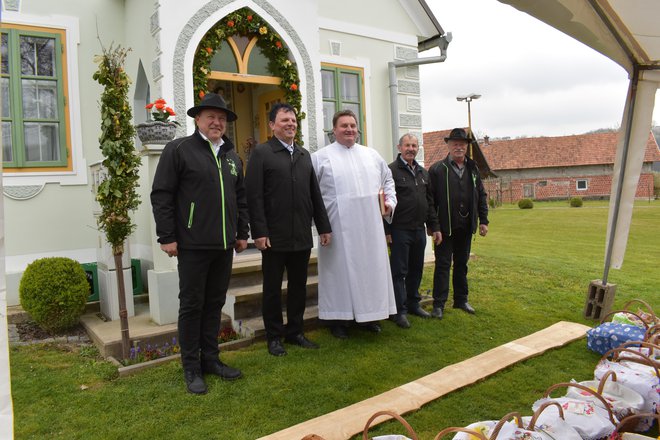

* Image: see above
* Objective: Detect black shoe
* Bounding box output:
[330,325,349,339]
[184,370,208,394]
[431,307,444,319]
[359,322,382,333]
[202,361,243,380]
[393,314,411,329]
[285,333,319,349]
[408,307,431,319]
[267,339,287,356]
[453,302,475,314]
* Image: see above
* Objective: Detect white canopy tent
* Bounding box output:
[498,0,660,281]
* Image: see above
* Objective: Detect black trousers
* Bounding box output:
[389,227,427,314]
[177,248,233,372]
[432,227,472,309]
[261,248,311,341]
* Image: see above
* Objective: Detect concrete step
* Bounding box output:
[228,253,318,289]
[239,304,321,340]
[225,275,318,321]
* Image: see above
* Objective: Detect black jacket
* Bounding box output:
[245,136,331,251]
[384,155,439,234]
[151,130,249,250]
[428,155,489,236]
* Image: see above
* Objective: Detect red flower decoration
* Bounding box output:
[290,84,298,91]
[227,20,235,27]
[205,47,213,54]
[247,15,253,21]
[145,103,154,110]
[166,107,176,116]
[199,90,205,99]
[275,41,282,49]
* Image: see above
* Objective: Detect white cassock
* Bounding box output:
[311,142,397,322]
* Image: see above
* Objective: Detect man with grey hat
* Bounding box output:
[428,128,489,319]
[151,93,249,394]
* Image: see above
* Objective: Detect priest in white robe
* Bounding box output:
[311,109,397,339]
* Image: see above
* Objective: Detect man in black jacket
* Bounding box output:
[428,128,489,319]
[385,133,441,328]
[151,93,249,394]
[245,103,331,356]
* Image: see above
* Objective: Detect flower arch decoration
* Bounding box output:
[193,7,305,144]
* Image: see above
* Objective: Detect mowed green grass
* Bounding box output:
[9,200,660,439]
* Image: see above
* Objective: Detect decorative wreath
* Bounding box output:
[193,7,305,144]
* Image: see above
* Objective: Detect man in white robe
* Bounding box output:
[311,109,397,338]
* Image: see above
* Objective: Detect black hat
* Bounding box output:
[444,128,470,143]
[187,93,238,121]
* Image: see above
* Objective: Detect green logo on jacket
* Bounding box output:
[227,158,238,176]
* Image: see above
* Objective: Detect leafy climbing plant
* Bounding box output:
[93,45,142,253]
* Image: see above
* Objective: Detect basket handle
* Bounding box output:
[604,347,660,376]
[362,410,418,440]
[432,427,488,440]
[596,370,618,395]
[543,382,617,426]
[489,411,523,439]
[645,324,659,341]
[614,412,660,433]
[599,309,649,329]
[622,299,656,319]
[527,401,565,431]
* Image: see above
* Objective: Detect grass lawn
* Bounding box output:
[9,200,660,439]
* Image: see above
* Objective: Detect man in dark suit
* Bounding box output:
[428,128,489,319]
[245,103,332,356]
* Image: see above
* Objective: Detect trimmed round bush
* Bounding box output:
[570,196,583,207]
[517,198,534,209]
[19,257,90,332]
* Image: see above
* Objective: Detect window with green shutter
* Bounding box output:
[1,24,69,170]
[321,64,366,145]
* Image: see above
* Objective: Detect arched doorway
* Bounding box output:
[192,8,304,166]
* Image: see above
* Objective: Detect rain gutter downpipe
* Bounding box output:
[389,33,451,157]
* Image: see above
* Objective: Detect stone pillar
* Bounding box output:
[141,143,179,325]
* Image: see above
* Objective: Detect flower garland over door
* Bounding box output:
[193,7,304,144]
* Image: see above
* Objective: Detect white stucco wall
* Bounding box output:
[2,0,129,305]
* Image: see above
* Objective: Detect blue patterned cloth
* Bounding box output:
[586,322,645,355]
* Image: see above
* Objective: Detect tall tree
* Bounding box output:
[93,45,141,360]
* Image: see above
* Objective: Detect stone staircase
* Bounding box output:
[223,249,320,339]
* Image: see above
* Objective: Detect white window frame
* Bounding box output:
[576,179,588,191]
[2,12,86,186]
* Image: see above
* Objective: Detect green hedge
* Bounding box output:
[518,198,534,209]
[19,257,89,332]
[570,196,584,207]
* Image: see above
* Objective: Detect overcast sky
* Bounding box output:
[420,0,660,139]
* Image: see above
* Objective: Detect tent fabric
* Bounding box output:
[498,0,660,272]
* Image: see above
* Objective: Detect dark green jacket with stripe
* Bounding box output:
[428,155,489,236]
[151,130,249,250]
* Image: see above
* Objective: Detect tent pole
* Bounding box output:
[602,66,639,284]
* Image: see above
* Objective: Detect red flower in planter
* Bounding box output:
[290,84,298,91]
[275,41,282,49]
[205,47,213,54]
[227,20,235,27]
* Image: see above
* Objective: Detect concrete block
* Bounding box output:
[584,280,616,320]
[148,269,179,325]
[98,268,135,321]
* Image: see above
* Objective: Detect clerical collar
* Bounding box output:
[199,131,225,156]
[337,141,355,149]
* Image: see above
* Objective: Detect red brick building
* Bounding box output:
[422,130,660,203]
